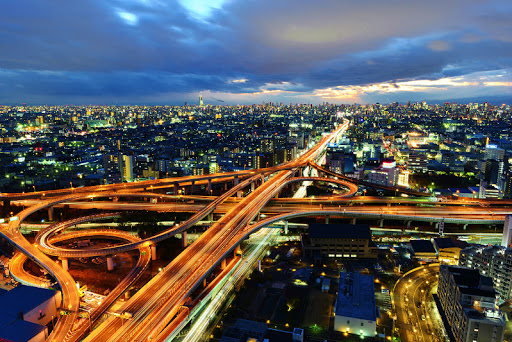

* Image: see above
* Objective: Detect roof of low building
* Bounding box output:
[308,224,371,240]
[0,319,46,342]
[409,239,436,254]
[0,285,58,329]
[335,272,376,322]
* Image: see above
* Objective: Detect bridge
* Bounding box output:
[0,119,509,341]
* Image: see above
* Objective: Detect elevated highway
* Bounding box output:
[1,118,508,342]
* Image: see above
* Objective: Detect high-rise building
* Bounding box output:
[501,216,512,248]
[103,153,121,184]
[408,153,428,173]
[368,160,400,186]
[121,155,134,182]
[484,159,503,185]
[459,245,512,300]
[438,265,505,342]
[199,95,204,106]
[485,145,505,161]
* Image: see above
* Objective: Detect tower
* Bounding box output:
[199,95,204,106]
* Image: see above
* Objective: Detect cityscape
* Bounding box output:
[1,1,512,342]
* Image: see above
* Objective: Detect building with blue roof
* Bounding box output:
[0,319,47,342]
[334,272,377,337]
[0,285,61,342]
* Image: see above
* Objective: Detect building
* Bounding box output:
[459,245,512,300]
[121,154,134,182]
[408,153,428,173]
[102,153,121,184]
[334,272,377,337]
[367,159,400,186]
[484,145,505,161]
[220,319,303,342]
[501,215,512,248]
[433,237,468,264]
[301,224,379,261]
[437,265,505,342]
[0,285,62,342]
[408,239,437,262]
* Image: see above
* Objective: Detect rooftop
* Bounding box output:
[308,223,371,240]
[0,319,46,342]
[0,285,58,329]
[335,272,376,322]
[409,239,436,254]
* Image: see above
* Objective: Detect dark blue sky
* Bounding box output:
[1,0,511,105]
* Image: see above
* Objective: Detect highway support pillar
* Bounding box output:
[191,181,195,195]
[174,183,179,195]
[181,231,187,248]
[150,244,157,261]
[234,245,242,257]
[234,175,239,186]
[207,179,212,194]
[61,258,68,271]
[2,200,10,216]
[463,224,468,230]
[221,259,226,270]
[325,216,330,224]
[113,197,119,202]
[297,168,302,177]
[237,190,243,198]
[107,256,114,271]
[351,218,356,224]
[284,221,289,235]
[260,175,265,185]
[207,212,213,222]
[203,279,207,288]
[380,219,384,228]
[251,182,255,192]
[48,207,54,221]
[257,260,262,272]
[407,221,411,229]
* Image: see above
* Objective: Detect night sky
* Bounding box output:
[1,0,511,105]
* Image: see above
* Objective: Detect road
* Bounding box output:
[393,264,444,342]
[0,117,506,342]
[82,120,349,341]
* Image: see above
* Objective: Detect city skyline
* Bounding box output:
[1,0,511,105]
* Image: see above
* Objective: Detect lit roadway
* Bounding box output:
[0,118,507,342]
[81,121,349,341]
[393,264,442,342]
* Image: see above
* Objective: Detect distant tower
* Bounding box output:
[199,95,204,106]
[502,215,512,247]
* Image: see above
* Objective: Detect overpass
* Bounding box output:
[0,118,506,342]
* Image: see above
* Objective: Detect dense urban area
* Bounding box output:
[1,101,512,342]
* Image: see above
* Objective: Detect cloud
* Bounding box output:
[0,0,511,104]
[427,40,452,51]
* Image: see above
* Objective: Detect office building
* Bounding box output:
[301,223,379,260]
[121,154,134,182]
[438,265,505,342]
[501,215,512,248]
[334,272,377,337]
[368,160,400,187]
[485,145,505,161]
[408,153,428,173]
[459,244,512,300]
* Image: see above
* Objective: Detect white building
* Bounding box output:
[334,272,377,337]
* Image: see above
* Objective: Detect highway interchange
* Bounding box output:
[0,119,510,341]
